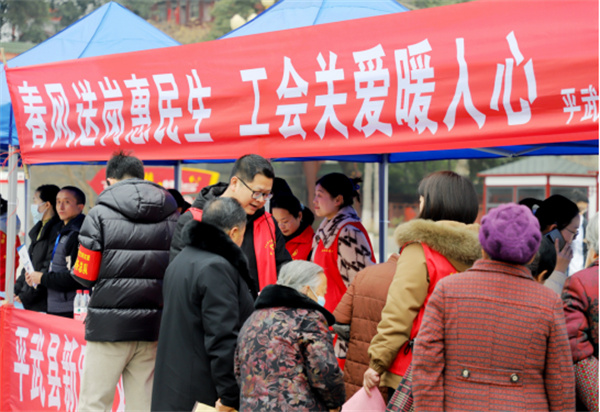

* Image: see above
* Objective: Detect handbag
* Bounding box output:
[385,363,414,412]
[574,356,598,411]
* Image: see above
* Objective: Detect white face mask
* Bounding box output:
[309,286,326,308]
[30,203,45,224]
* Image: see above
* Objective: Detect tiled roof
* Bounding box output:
[479,156,597,175]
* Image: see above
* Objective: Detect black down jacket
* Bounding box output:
[75,178,178,342]
[14,214,62,312]
[152,220,254,411]
[169,183,291,296]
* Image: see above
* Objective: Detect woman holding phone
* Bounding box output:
[528,194,581,295]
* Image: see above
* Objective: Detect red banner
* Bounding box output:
[0,305,123,411]
[87,166,220,195]
[6,0,598,165]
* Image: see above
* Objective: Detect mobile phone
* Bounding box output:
[545,228,566,250]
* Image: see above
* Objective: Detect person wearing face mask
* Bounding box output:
[235,260,345,412]
[529,194,581,295]
[14,185,61,311]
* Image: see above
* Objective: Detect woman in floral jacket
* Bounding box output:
[235,260,345,411]
[562,213,599,411]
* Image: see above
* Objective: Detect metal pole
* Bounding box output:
[174,161,182,191]
[4,146,18,303]
[378,155,389,263]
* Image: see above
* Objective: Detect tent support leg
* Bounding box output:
[4,146,18,303]
[174,161,181,191]
[378,156,388,263]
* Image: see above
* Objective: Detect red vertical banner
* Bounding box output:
[5,0,599,165]
[0,305,123,411]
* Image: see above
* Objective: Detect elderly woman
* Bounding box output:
[413,203,575,411]
[562,213,599,411]
[235,260,345,411]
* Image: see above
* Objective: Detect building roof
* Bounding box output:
[479,156,598,176]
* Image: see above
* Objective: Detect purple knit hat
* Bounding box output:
[479,203,542,264]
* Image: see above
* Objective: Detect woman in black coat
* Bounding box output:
[14,184,61,312]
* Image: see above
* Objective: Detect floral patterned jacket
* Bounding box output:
[235,284,345,411]
[562,259,599,362]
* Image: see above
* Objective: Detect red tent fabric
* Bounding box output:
[6,0,598,165]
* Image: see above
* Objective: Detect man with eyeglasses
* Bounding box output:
[170,154,291,297]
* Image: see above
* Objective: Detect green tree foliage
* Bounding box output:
[51,0,152,32]
[399,0,471,10]
[205,0,262,41]
[0,0,49,42]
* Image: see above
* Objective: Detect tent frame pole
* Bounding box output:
[378,155,389,262]
[4,146,18,302]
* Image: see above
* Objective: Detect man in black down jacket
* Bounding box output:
[72,152,178,411]
[170,154,291,296]
[152,197,254,412]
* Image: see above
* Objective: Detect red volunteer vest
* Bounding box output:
[189,207,277,290]
[0,233,20,292]
[285,225,315,261]
[388,243,458,377]
[312,221,375,313]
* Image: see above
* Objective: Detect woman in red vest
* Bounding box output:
[363,171,481,399]
[271,194,315,261]
[311,173,375,314]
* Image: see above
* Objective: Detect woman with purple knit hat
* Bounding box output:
[412,203,575,412]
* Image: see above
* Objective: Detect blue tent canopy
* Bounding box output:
[222,0,409,39]
[0,1,180,147]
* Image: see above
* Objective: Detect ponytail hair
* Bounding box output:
[316,173,361,208]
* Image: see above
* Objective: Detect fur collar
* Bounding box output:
[255,284,336,326]
[394,219,481,266]
[313,205,361,249]
[182,220,254,294]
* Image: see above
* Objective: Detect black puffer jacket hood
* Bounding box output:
[190,182,227,209]
[98,178,177,222]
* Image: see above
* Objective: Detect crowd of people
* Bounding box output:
[3,151,597,412]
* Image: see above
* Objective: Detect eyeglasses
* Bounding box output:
[564,227,579,237]
[237,177,273,201]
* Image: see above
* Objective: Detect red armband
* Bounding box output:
[73,245,102,282]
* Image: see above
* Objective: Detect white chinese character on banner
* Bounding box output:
[353,44,392,137]
[580,85,599,122]
[315,51,348,139]
[45,83,76,147]
[444,38,486,131]
[47,333,61,409]
[14,326,30,402]
[276,57,309,139]
[153,73,183,144]
[78,343,86,379]
[124,74,151,144]
[18,81,48,148]
[561,88,580,124]
[72,80,100,146]
[98,77,125,146]
[30,329,46,406]
[490,31,537,126]
[240,68,269,136]
[185,69,213,142]
[395,39,437,134]
[62,336,79,412]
